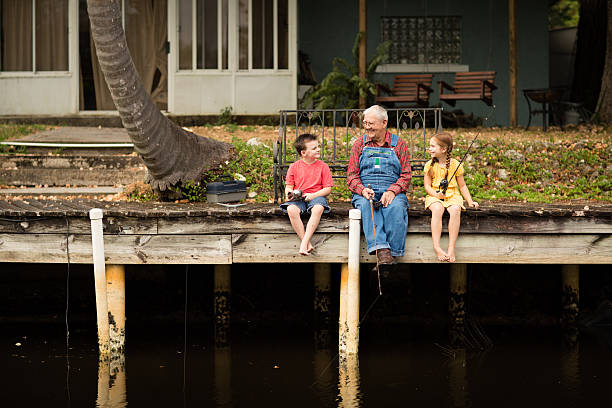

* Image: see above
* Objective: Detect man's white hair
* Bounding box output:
[363,105,388,122]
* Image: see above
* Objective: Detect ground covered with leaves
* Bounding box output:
[1,123,610,204]
[192,124,611,204]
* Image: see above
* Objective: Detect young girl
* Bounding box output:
[424,133,479,262]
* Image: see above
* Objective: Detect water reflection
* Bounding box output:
[447,348,468,408]
[214,345,232,408]
[96,355,127,408]
[337,352,361,407]
[5,324,612,407]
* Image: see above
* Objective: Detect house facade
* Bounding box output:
[1,0,548,126]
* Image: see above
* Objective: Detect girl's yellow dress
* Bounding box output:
[424,158,465,210]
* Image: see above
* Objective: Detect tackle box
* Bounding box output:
[206,179,247,203]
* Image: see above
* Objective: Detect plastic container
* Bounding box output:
[206,180,247,203]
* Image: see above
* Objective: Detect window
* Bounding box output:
[239,0,288,70]
[179,0,229,70]
[179,0,288,71]
[381,16,461,65]
[1,0,69,72]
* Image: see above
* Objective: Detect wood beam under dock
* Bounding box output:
[0,200,611,265]
[1,232,609,264]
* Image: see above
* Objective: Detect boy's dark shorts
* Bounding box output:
[280,196,331,214]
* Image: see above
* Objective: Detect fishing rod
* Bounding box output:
[367,184,383,296]
[438,105,496,196]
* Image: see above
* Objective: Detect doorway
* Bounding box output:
[79,0,168,111]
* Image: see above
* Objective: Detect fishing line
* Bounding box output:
[437,104,497,196]
[369,197,383,296]
[183,264,189,406]
[64,216,71,406]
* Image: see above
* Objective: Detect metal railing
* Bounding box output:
[273,107,443,202]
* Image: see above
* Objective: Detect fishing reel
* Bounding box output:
[288,189,303,201]
[366,185,383,210]
[437,178,449,194]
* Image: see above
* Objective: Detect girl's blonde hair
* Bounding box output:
[431,132,453,176]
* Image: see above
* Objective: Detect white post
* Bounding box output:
[90,208,110,357]
[340,209,361,354]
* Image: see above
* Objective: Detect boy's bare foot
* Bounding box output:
[433,247,449,262]
[447,250,456,263]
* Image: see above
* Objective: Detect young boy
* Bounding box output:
[280,133,333,255]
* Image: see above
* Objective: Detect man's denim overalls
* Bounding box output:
[351,133,409,256]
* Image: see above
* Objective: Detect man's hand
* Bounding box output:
[362,187,375,201]
[380,191,396,207]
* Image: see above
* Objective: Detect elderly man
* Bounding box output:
[347,105,411,264]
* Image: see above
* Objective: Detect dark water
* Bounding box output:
[3,262,612,406]
[3,322,612,407]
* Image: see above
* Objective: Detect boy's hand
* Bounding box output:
[303,193,313,201]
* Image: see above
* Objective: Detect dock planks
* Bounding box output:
[0,199,611,264]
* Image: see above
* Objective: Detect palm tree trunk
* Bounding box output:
[87,0,233,191]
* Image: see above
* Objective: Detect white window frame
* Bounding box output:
[243,0,280,71]
[0,0,73,77]
[176,0,287,72]
[177,0,229,71]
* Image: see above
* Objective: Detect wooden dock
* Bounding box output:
[1,197,611,355]
[1,198,610,265]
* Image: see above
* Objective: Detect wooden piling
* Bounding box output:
[214,264,231,347]
[339,209,361,354]
[449,264,467,337]
[561,264,580,328]
[89,208,110,357]
[314,263,331,348]
[106,264,126,353]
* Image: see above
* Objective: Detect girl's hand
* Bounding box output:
[436,192,446,200]
[469,201,479,209]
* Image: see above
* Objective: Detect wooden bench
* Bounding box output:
[375,74,434,107]
[439,71,497,106]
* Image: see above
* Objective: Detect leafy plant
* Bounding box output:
[181,180,207,202]
[304,32,391,109]
[202,137,275,203]
[217,106,236,125]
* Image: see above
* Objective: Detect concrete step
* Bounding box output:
[1,187,122,197]
[0,154,146,186]
[1,126,134,155]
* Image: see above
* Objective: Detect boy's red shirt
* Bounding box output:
[286,159,333,194]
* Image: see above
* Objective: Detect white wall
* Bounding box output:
[0,74,76,115]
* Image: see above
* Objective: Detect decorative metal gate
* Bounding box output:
[273,107,443,202]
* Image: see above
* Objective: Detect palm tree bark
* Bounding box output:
[87,0,233,191]
[595,0,612,122]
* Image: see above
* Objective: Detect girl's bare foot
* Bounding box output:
[447,249,456,263]
[299,241,313,255]
[433,246,449,262]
